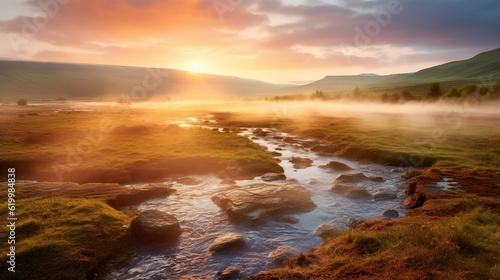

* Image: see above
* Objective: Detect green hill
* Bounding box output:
[0,61,286,101]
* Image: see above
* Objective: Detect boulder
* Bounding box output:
[130,210,181,243]
[401,169,423,179]
[261,172,286,182]
[372,188,397,201]
[320,161,353,171]
[308,179,320,185]
[346,218,365,229]
[269,245,301,263]
[211,183,316,223]
[253,128,268,137]
[208,233,245,253]
[381,209,400,218]
[315,224,342,239]
[217,266,241,279]
[310,145,336,155]
[334,172,384,183]
[329,184,371,199]
[176,177,202,185]
[289,157,313,169]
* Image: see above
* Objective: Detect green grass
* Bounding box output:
[0,197,131,279]
[0,107,282,182]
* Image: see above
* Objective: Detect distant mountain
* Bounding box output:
[0,61,288,100]
[1,48,499,100]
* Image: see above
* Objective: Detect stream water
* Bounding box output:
[106,120,410,280]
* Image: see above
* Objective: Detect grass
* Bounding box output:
[0,105,282,183]
[0,197,131,279]
[250,196,500,280]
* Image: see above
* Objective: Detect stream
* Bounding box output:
[105,120,410,280]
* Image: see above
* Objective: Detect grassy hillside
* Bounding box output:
[0,61,286,101]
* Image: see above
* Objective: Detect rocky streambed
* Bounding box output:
[105,125,415,280]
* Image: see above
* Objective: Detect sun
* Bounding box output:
[189,63,202,73]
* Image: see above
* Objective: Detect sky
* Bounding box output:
[0,0,499,84]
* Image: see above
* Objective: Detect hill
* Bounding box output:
[0,61,287,101]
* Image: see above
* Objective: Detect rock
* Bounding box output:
[269,245,301,263]
[320,161,353,171]
[315,224,342,239]
[130,210,181,243]
[176,177,202,185]
[283,137,295,143]
[334,172,384,183]
[211,183,316,223]
[220,179,236,185]
[222,127,230,132]
[401,169,423,179]
[372,189,397,201]
[275,147,283,151]
[310,145,335,155]
[381,209,399,218]
[269,151,283,157]
[209,233,245,253]
[253,128,268,137]
[277,215,300,224]
[308,179,320,185]
[217,266,240,279]
[346,218,365,229]
[261,173,286,182]
[212,128,219,131]
[329,184,371,199]
[391,168,404,172]
[289,157,313,169]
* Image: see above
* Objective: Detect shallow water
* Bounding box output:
[106,124,409,280]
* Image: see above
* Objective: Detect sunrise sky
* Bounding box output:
[1,0,499,83]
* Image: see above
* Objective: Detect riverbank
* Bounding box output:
[0,102,498,279]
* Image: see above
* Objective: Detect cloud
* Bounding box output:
[0,0,499,82]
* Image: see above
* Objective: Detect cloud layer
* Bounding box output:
[1,0,499,82]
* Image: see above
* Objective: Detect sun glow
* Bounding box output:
[189,63,202,73]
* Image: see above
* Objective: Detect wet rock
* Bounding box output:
[217,266,240,279]
[391,168,404,172]
[130,210,181,243]
[310,145,336,155]
[208,233,246,253]
[275,147,283,151]
[269,245,301,263]
[315,224,342,239]
[308,179,320,185]
[212,128,220,131]
[211,183,316,223]
[277,215,300,224]
[222,127,230,132]
[320,161,353,171]
[251,136,259,140]
[176,177,202,185]
[403,192,426,209]
[253,128,268,137]
[283,137,295,143]
[261,172,286,182]
[381,209,399,218]
[329,184,371,199]
[269,151,283,157]
[220,179,236,185]
[372,189,397,201]
[401,169,423,179]
[334,172,384,183]
[289,157,313,169]
[346,218,365,229]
